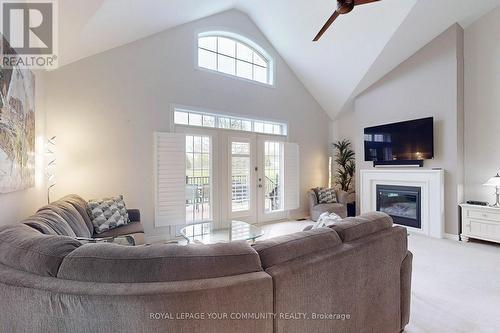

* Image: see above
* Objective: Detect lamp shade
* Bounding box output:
[483,173,500,187]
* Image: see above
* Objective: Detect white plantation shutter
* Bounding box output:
[284,142,300,211]
[155,132,186,227]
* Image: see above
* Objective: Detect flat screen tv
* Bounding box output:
[364,117,434,164]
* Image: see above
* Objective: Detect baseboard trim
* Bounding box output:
[444,233,460,241]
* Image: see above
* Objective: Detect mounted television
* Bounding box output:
[364,117,434,166]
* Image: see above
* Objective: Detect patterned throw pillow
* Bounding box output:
[88,195,129,234]
[317,188,338,204]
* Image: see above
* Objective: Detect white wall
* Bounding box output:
[333,25,465,235]
[464,6,500,203]
[0,71,47,225]
[44,10,330,237]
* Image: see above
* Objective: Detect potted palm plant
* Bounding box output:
[332,140,356,216]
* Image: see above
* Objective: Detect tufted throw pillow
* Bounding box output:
[88,195,129,234]
[317,188,338,204]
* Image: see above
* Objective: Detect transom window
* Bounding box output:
[174,108,287,136]
[197,32,272,85]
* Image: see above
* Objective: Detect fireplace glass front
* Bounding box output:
[376,185,421,229]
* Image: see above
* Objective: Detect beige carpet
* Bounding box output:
[260,221,500,333]
[405,234,500,333]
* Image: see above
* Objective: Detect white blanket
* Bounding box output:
[311,212,342,229]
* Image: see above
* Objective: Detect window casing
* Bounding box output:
[174,108,287,136]
[197,32,273,85]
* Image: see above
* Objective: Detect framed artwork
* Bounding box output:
[0,37,35,193]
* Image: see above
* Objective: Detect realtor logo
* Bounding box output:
[1,0,58,69]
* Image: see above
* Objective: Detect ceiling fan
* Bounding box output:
[313,0,381,41]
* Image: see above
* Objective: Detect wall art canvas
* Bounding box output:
[0,37,35,193]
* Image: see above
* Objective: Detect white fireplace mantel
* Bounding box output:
[360,169,445,238]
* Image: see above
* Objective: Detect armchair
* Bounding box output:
[307,189,348,221]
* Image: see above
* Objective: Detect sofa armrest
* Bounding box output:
[127,209,140,222]
[336,190,349,204]
[307,190,318,208]
[401,250,413,331]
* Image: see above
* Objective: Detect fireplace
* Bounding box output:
[361,169,444,238]
[376,185,421,229]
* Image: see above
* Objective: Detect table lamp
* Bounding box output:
[483,173,500,208]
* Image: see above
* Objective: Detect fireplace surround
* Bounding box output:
[360,169,444,238]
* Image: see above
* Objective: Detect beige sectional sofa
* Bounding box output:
[24,194,145,244]
[0,195,412,333]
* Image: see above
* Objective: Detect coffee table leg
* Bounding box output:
[181,235,191,244]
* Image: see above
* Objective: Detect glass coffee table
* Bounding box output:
[180,221,264,244]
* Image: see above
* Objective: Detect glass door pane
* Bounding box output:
[264,141,283,212]
[186,135,211,223]
[231,142,251,212]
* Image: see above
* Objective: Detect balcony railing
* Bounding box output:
[186,175,279,209]
[264,175,280,211]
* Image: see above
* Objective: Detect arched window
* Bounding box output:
[197,32,273,85]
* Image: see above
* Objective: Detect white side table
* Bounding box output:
[460,204,500,243]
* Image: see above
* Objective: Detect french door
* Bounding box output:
[175,127,219,225]
[227,133,287,223]
[227,134,257,223]
[257,135,287,222]
[174,127,294,226]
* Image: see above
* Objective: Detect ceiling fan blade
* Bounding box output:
[354,0,381,6]
[313,11,340,41]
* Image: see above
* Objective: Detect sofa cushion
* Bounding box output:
[252,228,342,269]
[88,195,130,234]
[23,217,58,235]
[57,240,263,283]
[37,201,92,238]
[23,210,77,237]
[312,203,345,214]
[0,224,81,277]
[59,194,94,235]
[329,212,393,242]
[97,221,144,238]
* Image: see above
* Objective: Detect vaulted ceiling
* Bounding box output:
[59,0,500,119]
